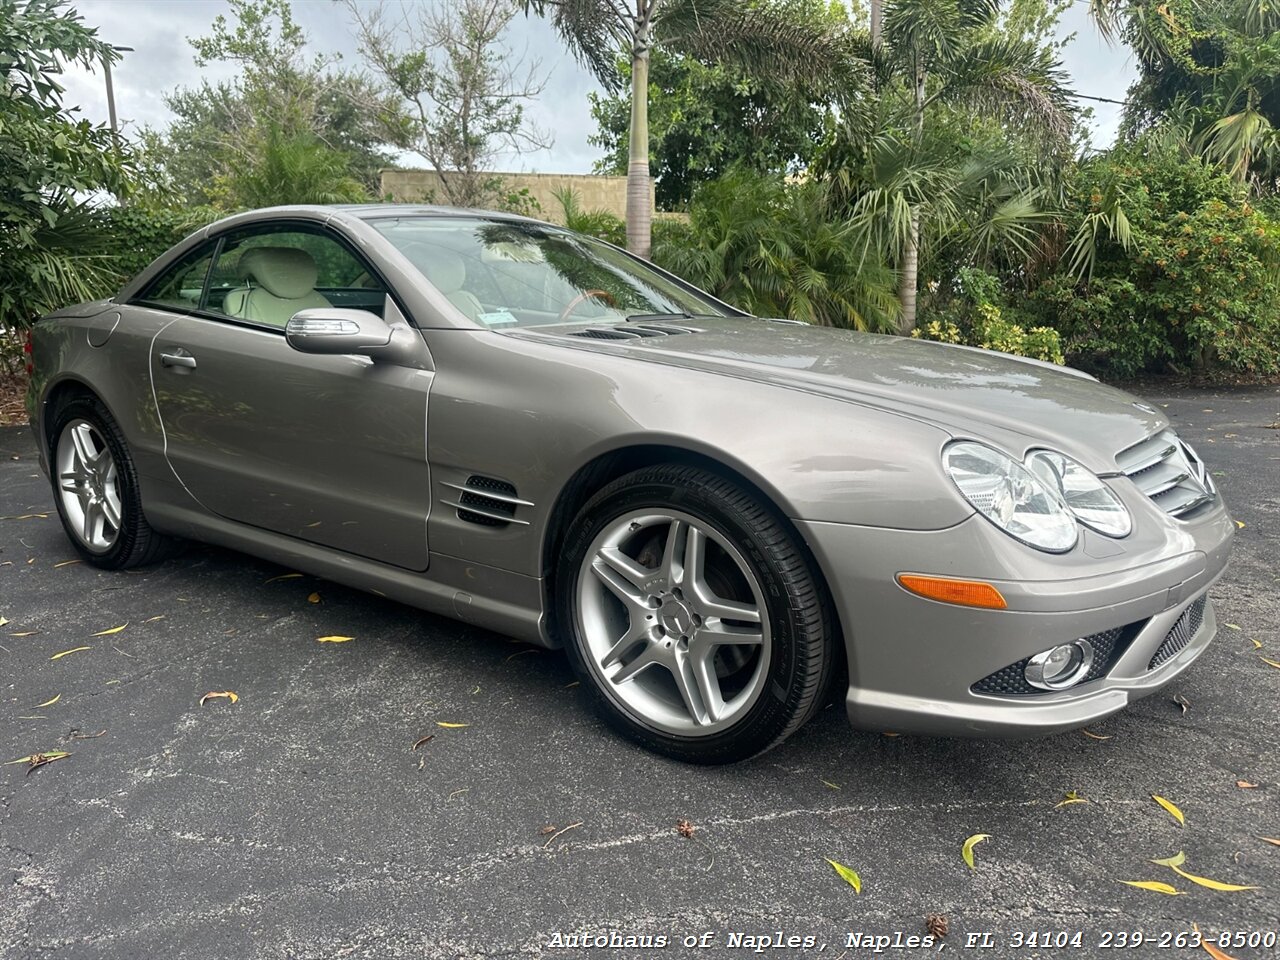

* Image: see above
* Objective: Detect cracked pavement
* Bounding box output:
[2,384,1279,959]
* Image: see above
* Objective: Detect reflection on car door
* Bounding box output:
[150,317,432,571]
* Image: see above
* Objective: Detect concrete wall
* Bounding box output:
[379,169,652,223]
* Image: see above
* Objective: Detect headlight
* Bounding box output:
[1026,450,1132,538]
[944,441,1078,553]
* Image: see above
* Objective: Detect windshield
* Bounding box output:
[368,216,730,328]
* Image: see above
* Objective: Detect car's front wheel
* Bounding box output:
[558,464,836,763]
[49,397,179,569]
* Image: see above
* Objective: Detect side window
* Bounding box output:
[205,227,388,328]
[133,242,218,312]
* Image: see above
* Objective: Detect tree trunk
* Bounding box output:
[870,0,881,50]
[898,208,920,334]
[626,41,652,259]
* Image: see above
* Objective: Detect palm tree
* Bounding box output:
[520,0,857,259]
[824,0,1072,331]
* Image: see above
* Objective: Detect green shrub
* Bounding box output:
[915,268,1065,363]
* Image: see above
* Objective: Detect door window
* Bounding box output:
[204,227,388,327]
[133,242,218,312]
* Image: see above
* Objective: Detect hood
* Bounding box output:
[528,316,1165,471]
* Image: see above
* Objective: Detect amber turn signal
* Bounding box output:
[896,574,1008,609]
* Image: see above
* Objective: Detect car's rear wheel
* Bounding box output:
[49,397,179,569]
[558,464,835,763]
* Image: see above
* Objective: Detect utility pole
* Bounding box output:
[104,44,134,137]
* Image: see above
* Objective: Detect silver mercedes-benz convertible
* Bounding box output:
[26,204,1234,762]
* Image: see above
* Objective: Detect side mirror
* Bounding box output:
[285,308,394,355]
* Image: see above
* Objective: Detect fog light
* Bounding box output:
[1024,640,1095,690]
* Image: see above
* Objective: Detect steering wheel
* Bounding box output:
[558,288,617,323]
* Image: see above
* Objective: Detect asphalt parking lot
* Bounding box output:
[3,385,1279,960]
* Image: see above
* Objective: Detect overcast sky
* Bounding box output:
[59,0,1138,174]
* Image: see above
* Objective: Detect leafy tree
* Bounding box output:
[522,0,858,258]
[146,0,391,207]
[347,0,552,209]
[589,48,836,209]
[820,0,1073,332]
[0,0,130,333]
[653,169,901,330]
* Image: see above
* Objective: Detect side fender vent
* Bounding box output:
[568,324,699,340]
[442,476,533,528]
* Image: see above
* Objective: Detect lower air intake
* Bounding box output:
[972,621,1144,697]
[1148,595,1208,670]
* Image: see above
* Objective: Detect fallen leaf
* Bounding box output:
[882,731,901,737]
[1118,880,1184,895]
[0,617,8,627]
[1258,837,1280,847]
[1260,656,1280,670]
[34,694,60,708]
[411,735,435,751]
[1192,924,1241,960]
[1055,791,1088,808]
[198,691,239,706]
[925,915,948,938]
[1082,728,1113,740]
[538,825,557,835]
[962,834,990,870]
[0,513,47,520]
[820,779,841,791]
[264,572,304,583]
[564,681,579,688]
[1152,851,1186,867]
[504,648,539,662]
[1250,639,1263,649]
[1235,520,1245,529]
[49,646,90,660]
[144,615,165,623]
[316,635,354,643]
[305,521,322,528]
[436,721,468,729]
[10,631,37,636]
[52,559,80,568]
[1225,623,1241,631]
[1173,693,1191,714]
[68,729,106,740]
[1152,794,1185,826]
[1170,864,1259,891]
[91,624,127,636]
[676,819,695,838]
[826,858,862,893]
[1237,780,1258,789]
[470,685,480,695]
[5,751,71,775]
[307,592,321,604]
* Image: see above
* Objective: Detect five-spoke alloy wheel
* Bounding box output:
[559,464,836,763]
[56,419,123,553]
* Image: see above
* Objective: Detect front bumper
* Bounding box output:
[796,501,1235,738]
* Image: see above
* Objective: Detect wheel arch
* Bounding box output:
[539,443,847,674]
[40,376,108,451]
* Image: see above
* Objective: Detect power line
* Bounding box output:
[1069,92,1132,106]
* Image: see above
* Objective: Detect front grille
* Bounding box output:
[1115,429,1216,519]
[1148,595,1208,670]
[972,621,1144,696]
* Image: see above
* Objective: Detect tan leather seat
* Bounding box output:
[415,248,485,321]
[224,247,331,327]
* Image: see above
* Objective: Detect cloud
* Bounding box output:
[59,0,1135,174]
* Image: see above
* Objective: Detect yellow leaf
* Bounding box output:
[1151,851,1186,867]
[1225,623,1241,631]
[1055,791,1088,808]
[34,694,61,708]
[1251,639,1263,649]
[1082,728,1113,740]
[436,721,469,728]
[825,858,862,893]
[1260,656,1280,670]
[820,779,841,791]
[0,617,8,627]
[1258,837,1280,847]
[1152,794,1185,826]
[265,572,303,583]
[1237,780,1258,789]
[52,559,80,568]
[144,615,165,623]
[0,513,47,520]
[1235,520,1245,529]
[962,833,990,870]
[5,750,70,766]
[1170,864,1260,891]
[199,691,240,706]
[1118,880,1184,895]
[307,592,321,604]
[91,624,127,636]
[50,646,91,660]
[11,631,37,637]
[316,635,353,643]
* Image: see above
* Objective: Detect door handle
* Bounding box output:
[160,352,197,369]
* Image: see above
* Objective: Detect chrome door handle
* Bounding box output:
[160,352,197,369]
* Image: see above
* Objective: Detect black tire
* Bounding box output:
[48,396,181,569]
[557,464,836,764]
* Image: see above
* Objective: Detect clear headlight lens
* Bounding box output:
[944,442,1078,553]
[1026,450,1132,538]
